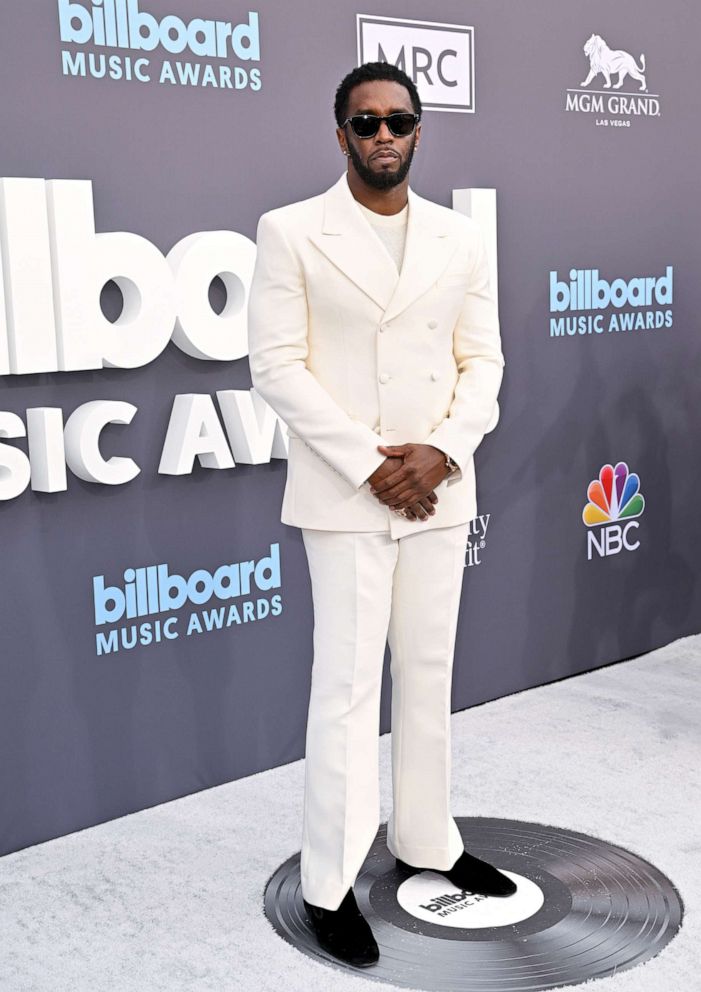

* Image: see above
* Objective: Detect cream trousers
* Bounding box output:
[299,520,470,910]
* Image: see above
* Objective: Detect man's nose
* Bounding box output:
[376,120,394,141]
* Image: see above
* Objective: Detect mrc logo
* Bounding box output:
[582,461,645,560]
[357,14,474,113]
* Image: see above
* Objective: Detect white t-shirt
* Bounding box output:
[356,198,409,272]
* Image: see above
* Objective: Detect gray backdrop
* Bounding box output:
[1,0,699,856]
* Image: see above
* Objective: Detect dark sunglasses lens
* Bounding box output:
[351,115,380,138]
[388,113,417,136]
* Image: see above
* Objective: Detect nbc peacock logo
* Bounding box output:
[582,461,645,560]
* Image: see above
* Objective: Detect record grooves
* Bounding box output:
[264,816,683,990]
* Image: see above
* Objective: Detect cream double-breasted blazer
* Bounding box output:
[247,171,505,539]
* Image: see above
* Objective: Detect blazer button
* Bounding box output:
[427,319,438,329]
[379,372,391,384]
[430,370,440,381]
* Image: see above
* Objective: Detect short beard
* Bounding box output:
[347,135,416,190]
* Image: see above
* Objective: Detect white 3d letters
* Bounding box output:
[0,179,59,375]
[64,400,140,484]
[0,412,31,500]
[0,177,257,375]
[27,408,68,493]
[46,179,177,371]
[159,394,235,475]
[167,231,256,362]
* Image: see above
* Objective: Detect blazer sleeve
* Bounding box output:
[247,211,387,490]
[423,221,505,487]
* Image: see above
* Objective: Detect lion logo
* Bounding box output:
[580,33,647,92]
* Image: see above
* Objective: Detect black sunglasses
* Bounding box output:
[341,112,420,139]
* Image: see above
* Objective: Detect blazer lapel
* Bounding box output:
[308,173,399,312]
[383,186,459,323]
[307,172,460,320]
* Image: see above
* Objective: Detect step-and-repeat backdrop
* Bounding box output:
[1,1,699,855]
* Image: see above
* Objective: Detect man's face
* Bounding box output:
[337,79,421,190]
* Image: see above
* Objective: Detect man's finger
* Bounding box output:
[418,496,436,516]
[371,463,412,493]
[377,444,410,455]
[376,483,420,507]
[376,490,418,509]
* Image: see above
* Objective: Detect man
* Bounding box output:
[247,61,514,968]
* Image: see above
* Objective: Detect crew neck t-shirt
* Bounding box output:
[356,199,409,272]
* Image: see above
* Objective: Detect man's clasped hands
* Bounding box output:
[366,443,452,522]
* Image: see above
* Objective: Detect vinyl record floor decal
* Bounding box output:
[264,817,684,991]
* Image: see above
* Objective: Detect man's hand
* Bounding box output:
[368,444,450,513]
[367,454,439,521]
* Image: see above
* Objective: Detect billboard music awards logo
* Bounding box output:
[582,462,645,560]
[357,14,474,112]
[92,543,282,655]
[57,0,262,90]
[396,869,543,928]
[549,266,673,338]
[565,32,661,124]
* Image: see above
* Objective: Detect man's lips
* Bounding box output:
[371,151,399,162]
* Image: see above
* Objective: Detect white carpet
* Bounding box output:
[0,634,698,992]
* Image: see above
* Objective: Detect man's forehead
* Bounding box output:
[346,79,413,113]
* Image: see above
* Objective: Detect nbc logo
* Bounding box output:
[582,461,645,560]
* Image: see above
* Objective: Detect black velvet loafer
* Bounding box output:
[302,886,380,967]
[396,848,517,897]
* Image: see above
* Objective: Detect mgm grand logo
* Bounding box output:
[565,32,660,124]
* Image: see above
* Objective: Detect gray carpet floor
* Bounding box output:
[0,633,698,992]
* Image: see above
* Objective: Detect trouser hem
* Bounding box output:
[386,837,463,870]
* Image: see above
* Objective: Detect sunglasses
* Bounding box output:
[341,112,420,139]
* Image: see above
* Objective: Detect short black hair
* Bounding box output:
[333,61,422,127]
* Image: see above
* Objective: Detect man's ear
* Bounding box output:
[335,126,347,156]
